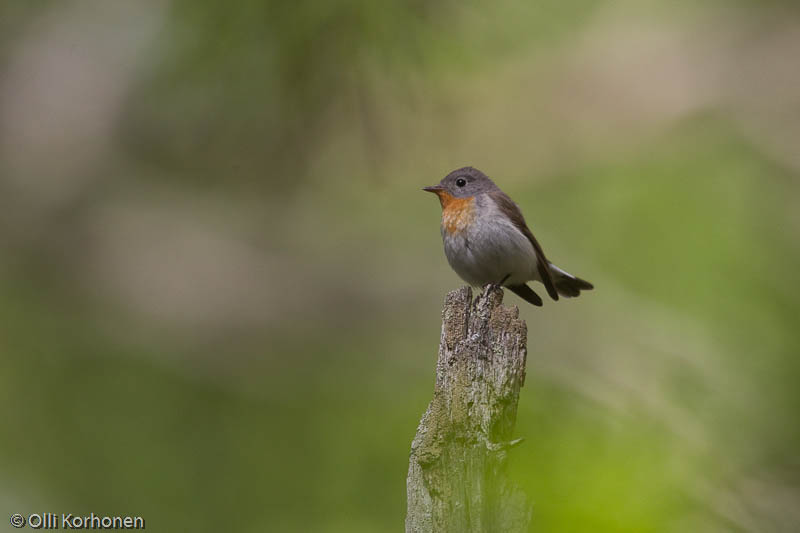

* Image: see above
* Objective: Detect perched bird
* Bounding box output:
[424,166,593,306]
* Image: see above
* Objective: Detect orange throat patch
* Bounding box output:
[436,192,475,235]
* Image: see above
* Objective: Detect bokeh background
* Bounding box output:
[2,0,799,531]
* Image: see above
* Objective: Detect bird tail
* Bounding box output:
[548,263,594,298]
[507,284,543,306]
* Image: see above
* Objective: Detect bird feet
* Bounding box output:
[483,273,511,293]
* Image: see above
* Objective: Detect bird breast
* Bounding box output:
[440,194,539,286]
[440,196,476,235]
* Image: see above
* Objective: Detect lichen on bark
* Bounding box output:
[406,285,531,533]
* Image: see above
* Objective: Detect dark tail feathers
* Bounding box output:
[508,284,543,306]
[548,263,594,298]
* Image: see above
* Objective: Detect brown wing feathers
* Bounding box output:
[489,190,560,301]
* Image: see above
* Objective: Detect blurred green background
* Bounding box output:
[2,0,799,531]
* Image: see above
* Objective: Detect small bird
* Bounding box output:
[424,166,593,306]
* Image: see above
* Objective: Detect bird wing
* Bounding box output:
[488,190,559,301]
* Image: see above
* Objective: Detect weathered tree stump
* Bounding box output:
[406,285,531,533]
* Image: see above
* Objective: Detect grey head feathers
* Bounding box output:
[436,166,500,198]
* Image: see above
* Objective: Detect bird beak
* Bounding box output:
[423,185,444,194]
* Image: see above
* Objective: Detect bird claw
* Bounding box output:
[484,273,512,293]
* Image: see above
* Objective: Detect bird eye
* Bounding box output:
[455,178,467,187]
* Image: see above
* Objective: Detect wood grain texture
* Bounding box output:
[406,285,531,533]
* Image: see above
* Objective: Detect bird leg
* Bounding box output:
[483,273,511,294]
